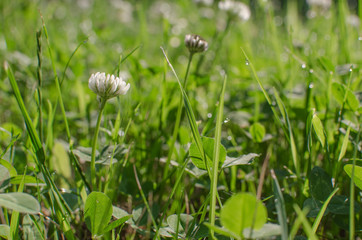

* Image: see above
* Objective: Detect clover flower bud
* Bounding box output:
[218,0,251,22]
[185,34,208,54]
[88,72,130,100]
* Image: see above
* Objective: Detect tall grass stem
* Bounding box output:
[91,98,107,190]
[209,74,227,239]
[163,52,193,179]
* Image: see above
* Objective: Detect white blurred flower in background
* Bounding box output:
[193,0,214,6]
[218,0,251,21]
[306,0,332,9]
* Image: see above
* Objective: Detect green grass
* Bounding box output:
[0,0,361,239]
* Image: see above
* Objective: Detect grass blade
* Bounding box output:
[338,125,351,162]
[273,88,299,176]
[5,61,75,238]
[293,204,319,240]
[349,126,360,240]
[271,170,288,240]
[40,14,72,146]
[4,62,45,163]
[160,47,209,176]
[312,188,339,233]
[133,165,159,240]
[242,49,300,175]
[9,169,26,239]
[210,73,227,238]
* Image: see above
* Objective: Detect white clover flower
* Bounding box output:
[218,0,251,21]
[185,34,208,54]
[88,72,130,100]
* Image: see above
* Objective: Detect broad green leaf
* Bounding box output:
[220,193,267,237]
[243,223,281,239]
[311,112,325,148]
[63,192,81,212]
[345,90,359,111]
[132,204,160,227]
[112,206,130,220]
[203,222,239,239]
[318,57,334,72]
[344,165,362,190]
[73,147,93,163]
[312,188,339,233]
[221,153,259,169]
[331,82,359,111]
[189,137,226,170]
[158,227,174,238]
[0,193,40,214]
[327,195,360,215]
[338,126,351,161]
[309,167,333,202]
[0,165,9,183]
[0,224,10,239]
[23,215,45,240]
[303,198,326,218]
[74,145,128,165]
[0,123,22,142]
[250,123,265,143]
[178,125,191,145]
[10,170,26,238]
[331,82,345,104]
[332,214,362,231]
[51,142,71,188]
[0,160,17,177]
[102,215,132,234]
[7,176,45,186]
[84,192,113,237]
[189,222,209,239]
[167,214,194,234]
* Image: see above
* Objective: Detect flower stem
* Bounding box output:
[91,98,107,190]
[183,52,193,88]
[163,53,193,180]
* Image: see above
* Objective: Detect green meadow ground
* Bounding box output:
[0,0,361,239]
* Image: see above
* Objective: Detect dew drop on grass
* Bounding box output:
[309,69,314,74]
[358,36,362,41]
[207,113,212,118]
[349,68,353,72]
[227,136,232,141]
[301,63,306,69]
[309,83,314,89]
[245,59,249,66]
[224,118,230,123]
